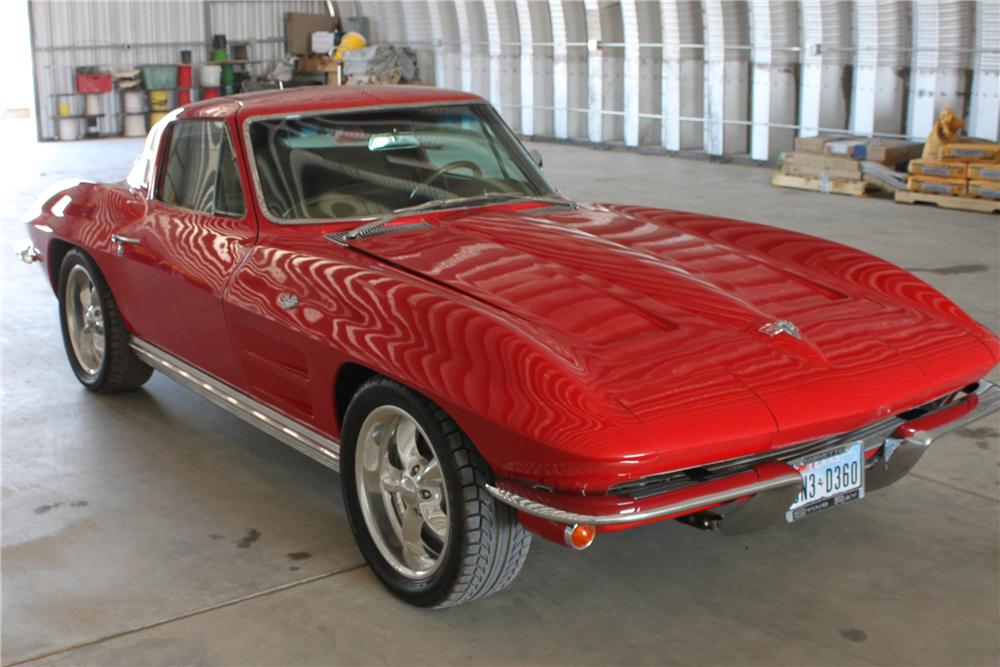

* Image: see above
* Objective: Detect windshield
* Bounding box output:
[246,103,556,222]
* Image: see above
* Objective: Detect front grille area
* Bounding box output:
[609,385,975,499]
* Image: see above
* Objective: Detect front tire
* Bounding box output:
[58,249,153,392]
[341,377,531,607]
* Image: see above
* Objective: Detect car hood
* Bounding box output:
[350,203,998,452]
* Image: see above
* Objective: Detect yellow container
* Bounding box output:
[968,180,1000,200]
[908,159,967,179]
[967,162,1000,181]
[939,143,1000,163]
[907,175,967,197]
[148,90,169,111]
[57,100,71,117]
[333,31,367,61]
[148,110,169,127]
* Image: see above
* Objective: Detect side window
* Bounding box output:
[157,120,245,217]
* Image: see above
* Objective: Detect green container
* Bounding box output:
[221,62,235,85]
[141,65,177,90]
[212,47,228,62]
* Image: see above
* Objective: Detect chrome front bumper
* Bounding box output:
[488,380,1000,529]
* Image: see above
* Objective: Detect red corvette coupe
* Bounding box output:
[21,86,1000,607]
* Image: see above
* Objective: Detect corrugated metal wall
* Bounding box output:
[29,0,327,140]
[341,0,998,159]
[31,0,1000,157]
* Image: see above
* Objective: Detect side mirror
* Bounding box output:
[529,149,543,169]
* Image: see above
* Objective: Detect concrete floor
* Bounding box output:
[2,117,998,666]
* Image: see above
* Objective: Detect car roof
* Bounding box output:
[177,85,484,121]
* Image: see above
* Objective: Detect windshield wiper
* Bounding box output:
[340,192,577,242]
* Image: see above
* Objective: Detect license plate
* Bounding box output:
[786,442,865,522]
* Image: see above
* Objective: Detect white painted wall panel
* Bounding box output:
[30,0,1000,158]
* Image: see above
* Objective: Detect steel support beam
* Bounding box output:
[514,0,534,136]
[908,0,941,140]
[548,0,569,139]
[968,0,1000,141]
[702,0,726,155]
[584,0,603,143]
[749,0,772,160]
[659,0,681,151]
[621,0,640,147]
[799,0,823,138]
[850,0,877,136]
[454,0,474,93]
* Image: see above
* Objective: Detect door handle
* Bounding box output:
[111,234,140,256]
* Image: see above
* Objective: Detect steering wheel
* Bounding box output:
[281,193,383,220]
[422,160,483,187]
[409,160,484,200]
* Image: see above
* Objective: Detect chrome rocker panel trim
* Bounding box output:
[488,380,1000,526]
[130,338,341,472]
[485,471,804,527]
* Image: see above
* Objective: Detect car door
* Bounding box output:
[110,118,256,387]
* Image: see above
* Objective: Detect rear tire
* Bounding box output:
[58,249,153,392]
[341,377,531,608]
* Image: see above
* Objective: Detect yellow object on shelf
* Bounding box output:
[148,90,169,112]
[968,180,1000,200]
[57,100,71,117]
[908,159,967,179]
[148,110,169,126]
[907,175,967,197]
[333,31,367,61]
[967,162,1000,181]
[939,143,1000,163]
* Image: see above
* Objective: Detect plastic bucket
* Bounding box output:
[142,65,178,90]
[177,64,192,88]
[123,114,146,137]
[123,90,144,113]
[177,89,191,106]
[202,87,220,99]
[149,111,169,126]
[58,117,79,141]
[200,64,222,87]
[57,100,71,117]
[221,63,234,85]
[148,90,169,111]
[84,93,101,116]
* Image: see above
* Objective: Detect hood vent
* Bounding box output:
[327,221,432,246]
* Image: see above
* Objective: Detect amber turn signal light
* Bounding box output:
[564,524,596,550]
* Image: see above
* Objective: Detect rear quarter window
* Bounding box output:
[156,120,245,217]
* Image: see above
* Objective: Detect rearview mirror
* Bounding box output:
[369,132,421,152]
[529,149,543,168]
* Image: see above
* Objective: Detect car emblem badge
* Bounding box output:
[278,294,299,310]
[758,320,802,340]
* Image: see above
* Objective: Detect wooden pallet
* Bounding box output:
[894,190,1000,214]
[771,172,868,197]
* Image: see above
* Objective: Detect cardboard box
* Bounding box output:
[967,162,1000,181]
[285,13,338,56]
[968,180,1000,200]
[865,139,923,165]
[908,159,968,179]
[780,152,861,180]
[296,55,339,73]
[793,135,842,154]
[907,175,967,197]
[939,142,1000,162]
[824,139,868,159]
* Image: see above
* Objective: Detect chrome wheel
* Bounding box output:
[355,405,450,580]
[64,265,105,376]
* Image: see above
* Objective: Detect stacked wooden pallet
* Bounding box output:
[772,135,921,197]
[898,143,1000,214]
